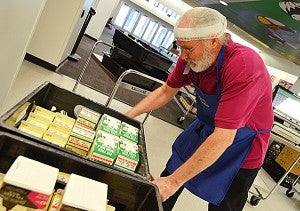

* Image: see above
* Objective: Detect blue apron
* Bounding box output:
[166,47,270,205]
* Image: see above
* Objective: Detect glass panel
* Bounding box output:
[142,20,158,42]
[133,15,149,38]
[114,4,130,28]
[161,31,174,48]
[123,9,140,32]
[152,25,168,47]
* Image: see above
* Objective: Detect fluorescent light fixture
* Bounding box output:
[219,1,228,6]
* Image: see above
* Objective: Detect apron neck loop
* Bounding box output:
[216,46,226,96]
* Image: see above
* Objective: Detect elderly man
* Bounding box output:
[126,7,273,211]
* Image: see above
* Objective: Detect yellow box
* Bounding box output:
[275,145,300,176]
[27,112,52,127]
[34,106,55,121]
[48,123,71,138]
[18,120,45,138]
[65,145,88,156]
[54,113,75,127]
[43,131,68,147]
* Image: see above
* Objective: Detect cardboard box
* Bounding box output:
[275,145,300,176]
[120,122,139,143]
[0,156,58,210]
[0,184,52,210]
[18,120,45,138]
[89,132,119,165]
[61,174,107,211]
[78,107,100,124]
[114,140,139,172]
[75,117,96,130]
[97,114,121,136]
[70,123,95,143]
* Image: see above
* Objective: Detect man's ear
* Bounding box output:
[210,38,219,49]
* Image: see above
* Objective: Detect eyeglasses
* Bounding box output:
[179,41,202,54]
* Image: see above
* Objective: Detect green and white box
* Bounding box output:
[114,140,139,172]
[97,114,121,136]
[89,131,119,165]
[120,122,139,144]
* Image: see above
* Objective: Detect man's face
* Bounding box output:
[177,39,217,72]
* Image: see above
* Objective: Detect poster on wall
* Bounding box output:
[278,79,294,90]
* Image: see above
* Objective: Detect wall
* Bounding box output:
[86,0,120,40]
[0,0,46,113]
[26,0,85,67]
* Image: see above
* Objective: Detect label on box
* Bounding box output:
[78,107,100,124]
[67,136,92,151]
[19,120,45,138]
[75,117,96,130]
[0,184,51,210]
[43,131,68,147]
[55,113,75,126]
[97,114,121,136]
[27,112,52,128]
[66,145,88,157]
[90,132,119,165]
[34,106,55,121]
[120,122,139,143]
[114,140,139,172]
[71,123,95,142]
[47,124,70,139]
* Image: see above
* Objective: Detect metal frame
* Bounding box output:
[72,40,165,124]
[249,131,300,206]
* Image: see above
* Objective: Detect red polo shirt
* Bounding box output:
[167,35,274,168]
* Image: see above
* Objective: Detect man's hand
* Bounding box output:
[152,176,182,202]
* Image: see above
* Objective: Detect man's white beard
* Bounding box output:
[188,48,216,73]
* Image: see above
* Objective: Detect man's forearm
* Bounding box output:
[126,84,179,118]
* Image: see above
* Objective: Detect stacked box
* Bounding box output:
[0,156,58,210]
[75,117,96,130]
[42,113,75,147]
[89,131,119,165]
[66,136,92,156]
[52,113,75,130]
[67,123,95,156]
[43,130,69,147]
[70,124,95,143]
[119,122,139,144]
[61,174,107,211]
[34,106,56,121]
[19,120,46,138]
[78,107,100,125]
[114,140,139,172]
[66,107,100,156]
[26,112,52,131]
[97,114,121,136]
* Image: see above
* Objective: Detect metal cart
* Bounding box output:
[249,122,300,206]
[72,40,165,124]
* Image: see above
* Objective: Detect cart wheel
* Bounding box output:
[177,117,185,123]
[250,195,261,206]
[286,189,295,198]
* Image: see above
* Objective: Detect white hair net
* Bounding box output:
[174,7,227,41]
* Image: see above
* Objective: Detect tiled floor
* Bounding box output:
[2,60,299,210]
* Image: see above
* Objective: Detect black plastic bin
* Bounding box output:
[0,132,163,211]
[0,82,150,180]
